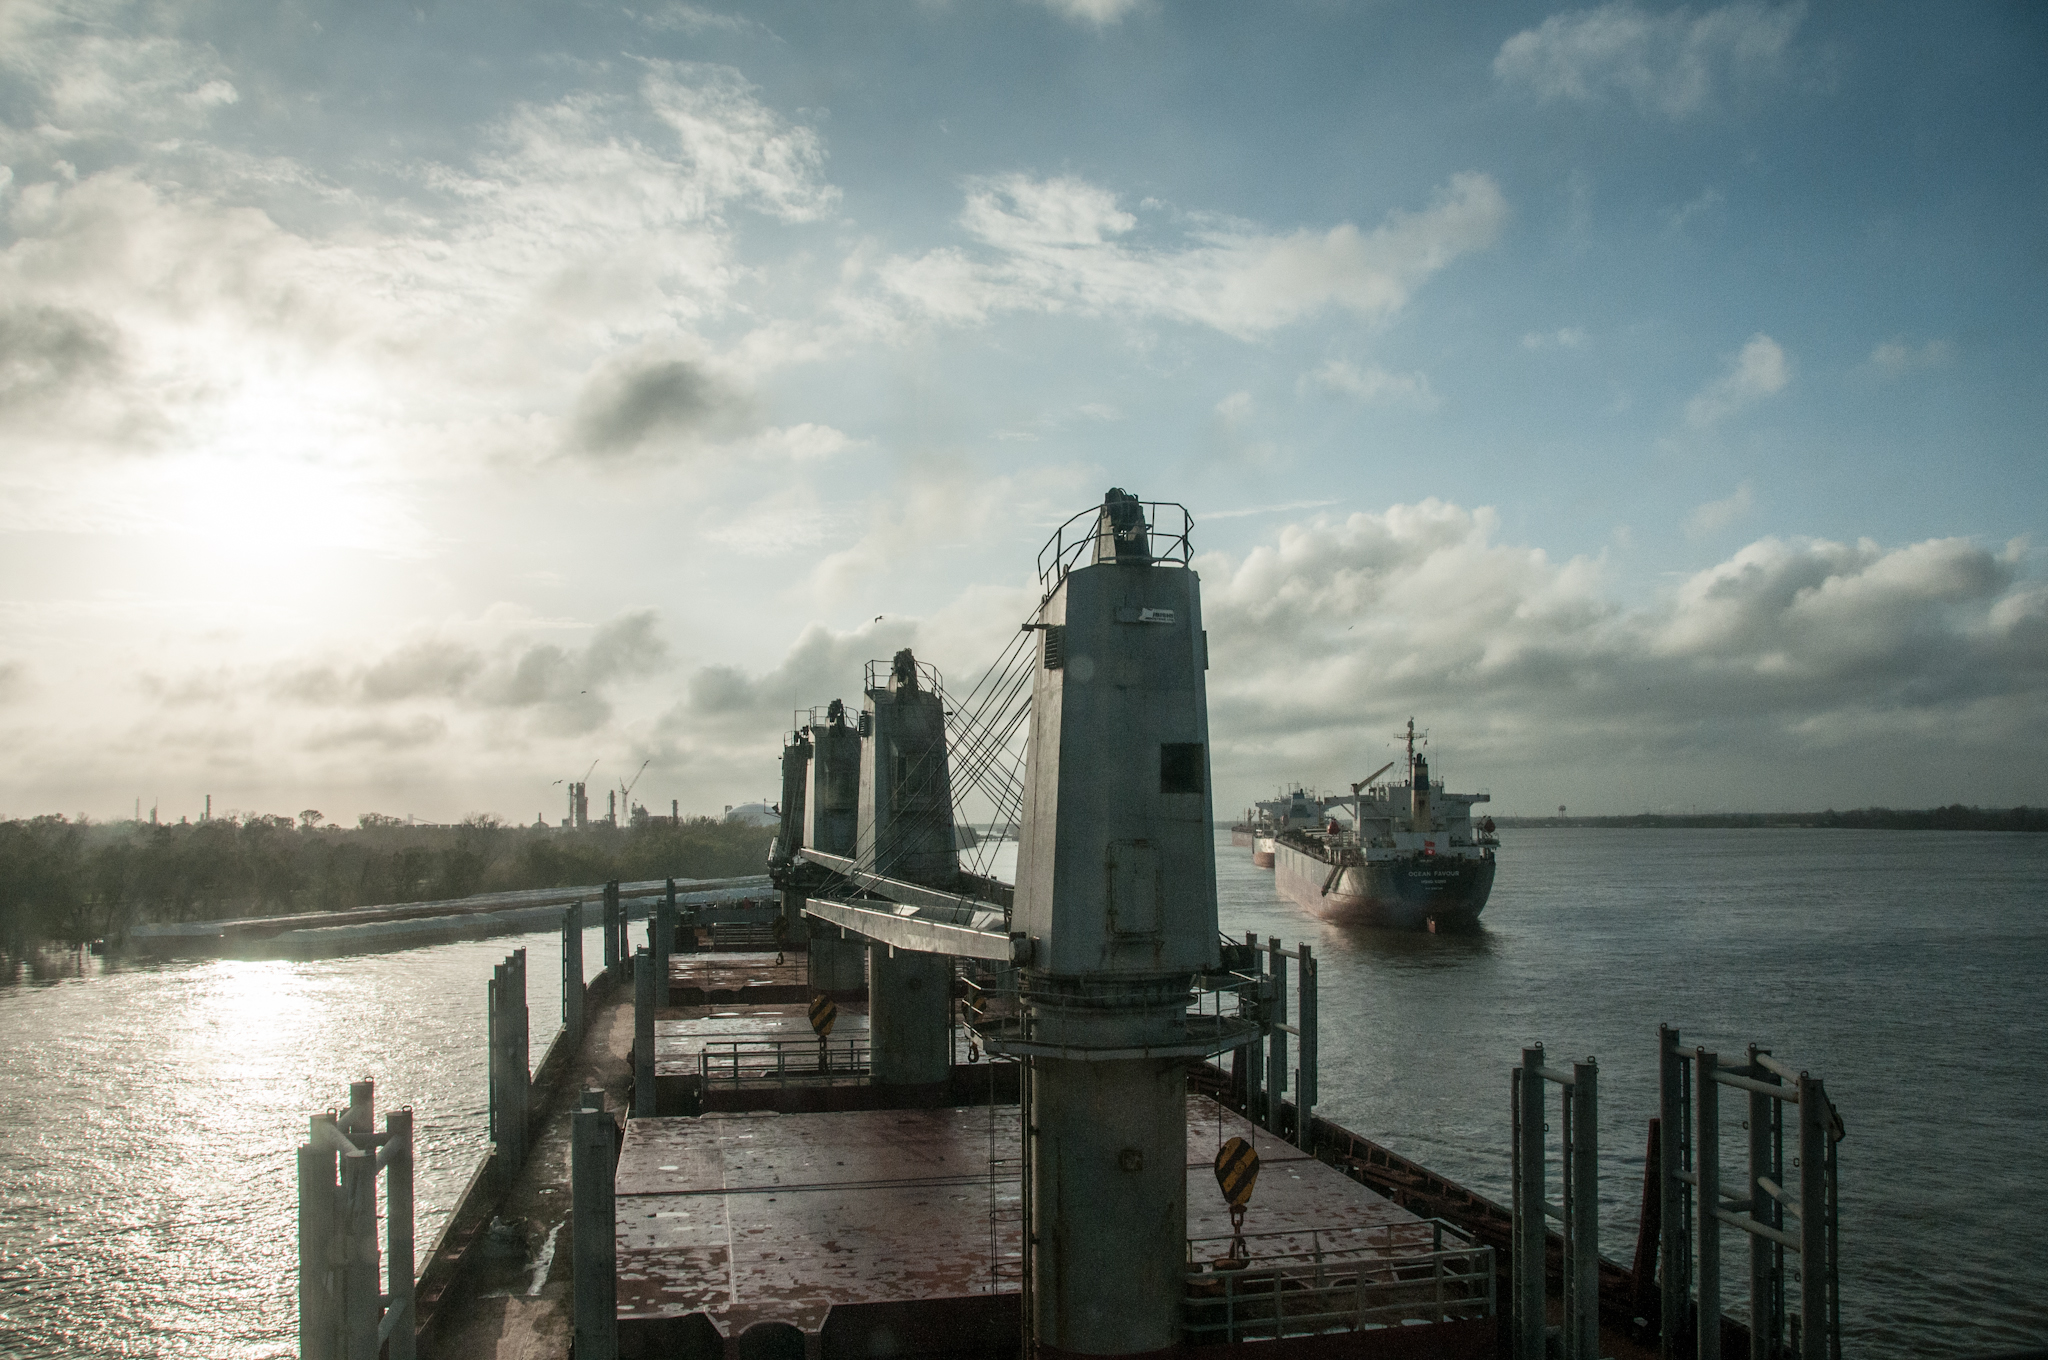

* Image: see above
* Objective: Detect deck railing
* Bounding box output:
[695,1037,871,1085]
[1182,1221,1494,1344]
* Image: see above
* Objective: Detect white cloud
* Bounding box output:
[1494,2,1803,118]
[1686,481,1754,537]
[1871,337,1955,378]
[880,170,1509,339]
[1521,327,1587,350]
[1039,0,1147,24]
[1685,333,1790,427]
[1198,502,2048,806]
[1301,359,1439,408]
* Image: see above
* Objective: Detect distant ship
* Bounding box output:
[1272,721,1498,931]
[1234,787,1338,869]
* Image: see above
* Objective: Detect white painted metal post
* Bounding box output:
[1695,1048,1721,1360]
[571,1102,618,1360]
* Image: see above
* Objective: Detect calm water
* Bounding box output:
[2,830,2044,1357]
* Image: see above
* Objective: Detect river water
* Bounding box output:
[1,829,2043,1358]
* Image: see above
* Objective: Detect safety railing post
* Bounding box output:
[563,902,585,1045]
[1568,1059,1599,1360]
[1296,943,1317,1150]
[1511,1045,1546,1360]
[633,946,656,1117]
[1266,937,1288,1135]
[571,1098,619,1360]
[1695,1048,1721,1360]
[385,1107,416,1360]
[1658,1026,1686,1357]
[1797,1072,1829,1360]
[298,1120,339,1360]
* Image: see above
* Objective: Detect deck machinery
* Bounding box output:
[773,490,1258,1357]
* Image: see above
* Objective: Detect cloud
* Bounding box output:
[1871,337,1955,378]
[1198,502,2048,805]
[880,171,1508,339]
[1686,481,1754,537]
[1494,2,1803,118]
[268,612,669,736]
[0,304,123,413]
[1685,333,1789,427]
[1520,327,1587,350]
[569,354,756,457]
[1301,359,1439,408]
[1039,0,1147,25]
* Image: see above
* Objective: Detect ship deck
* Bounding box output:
[613,1097,1432,1346]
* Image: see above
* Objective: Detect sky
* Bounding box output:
[1,0,2043,824]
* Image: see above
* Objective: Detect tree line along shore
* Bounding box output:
[0,813,776,955]
[1493,805,2046,832]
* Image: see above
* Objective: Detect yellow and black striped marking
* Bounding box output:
[809,994,838,1038]
[1214,1136,1259,1207]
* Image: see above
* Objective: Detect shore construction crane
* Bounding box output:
[619,758,651,823]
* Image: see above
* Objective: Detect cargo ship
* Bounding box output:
[1272,721,1497,930]
[1238,787,1338,868]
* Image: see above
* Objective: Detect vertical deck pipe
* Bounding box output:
[563,903,585,1045]
[1695,1048,1721,1360]
[1512,1045,1546,1360]
[341,1082,379,1360]
[1568,1059,1600,1360]
[1266,937,1287,1135]
[1797,1073,1828,1360]
[633,946,656,1117]
[298,1119,338,1360]
[1658,1026,1686,1357]
[1296,943,1317,1150]
[571,1103,618,1360]
[385,1107,416,1360]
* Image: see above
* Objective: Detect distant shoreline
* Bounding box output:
[1216,806,2046,833]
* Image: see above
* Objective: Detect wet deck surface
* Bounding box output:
[613,1096,1425,1337]
[667,951,812,994]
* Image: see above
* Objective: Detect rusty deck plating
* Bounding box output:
[612,1097,1427,1342]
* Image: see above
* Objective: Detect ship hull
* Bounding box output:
[1273,837,1494,931]
[1252,835,1276,869]
[1230,826,1255,848]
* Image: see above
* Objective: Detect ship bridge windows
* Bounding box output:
[1160,742,1204,795]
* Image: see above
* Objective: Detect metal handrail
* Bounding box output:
[1036,500,1193,592]
[696,1037,870,1085]
[864,656,942,695]
[1182,1223,1493,1343]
